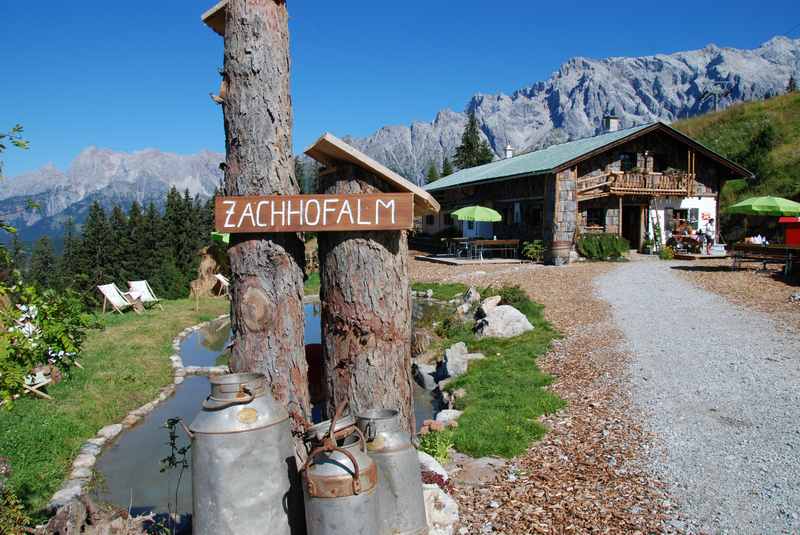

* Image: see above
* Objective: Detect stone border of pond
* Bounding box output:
[46,314,231,513]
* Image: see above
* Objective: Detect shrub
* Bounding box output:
[576,233,630,260]
[659,246,675,260]
[0,488,30,534]
[521,240,545,262]
[0,283,95,407]
[418,429,453,464]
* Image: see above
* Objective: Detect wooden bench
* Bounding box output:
[730,244,797,275]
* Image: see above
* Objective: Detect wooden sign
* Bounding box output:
[215,193,414,233]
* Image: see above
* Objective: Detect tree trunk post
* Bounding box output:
[317,163,415,434]
[221,0,310,427]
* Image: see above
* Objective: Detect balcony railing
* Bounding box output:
[577,172,694,200]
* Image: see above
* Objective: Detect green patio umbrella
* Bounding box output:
[211,231,230,246]
[451,205,502,222]
[725,196,800,217]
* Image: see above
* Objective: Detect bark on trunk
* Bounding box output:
[222,0,310,426]
[318,163,415,434]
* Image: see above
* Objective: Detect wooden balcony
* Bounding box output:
[577,172,694,201]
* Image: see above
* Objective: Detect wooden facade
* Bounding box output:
[426,123,751,255]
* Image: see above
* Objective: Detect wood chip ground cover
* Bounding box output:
[411,258,674,533]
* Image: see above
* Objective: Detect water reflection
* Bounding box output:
[93,303,435,515]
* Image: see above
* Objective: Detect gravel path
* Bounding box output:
[597,258,800,534]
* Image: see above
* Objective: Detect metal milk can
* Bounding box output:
[357,409,428,535]
[189,373,302,535]
[302,408,380,535]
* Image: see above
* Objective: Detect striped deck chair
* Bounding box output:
[98,283,137,314]
[128,280,164,311]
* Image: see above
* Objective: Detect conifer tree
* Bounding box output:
[108,205,131,284]
[453,111,495,170]
[10,232,26,273]
[126,201,147,281]
[80,201,113,297]
[29,235,57,289]
[442,157,454,177]
[426,161,441,183]
[59,218,82,289]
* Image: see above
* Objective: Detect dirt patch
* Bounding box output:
[411,257,674,533]
[670,259,800,331]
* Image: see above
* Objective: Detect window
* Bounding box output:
[467,221,475,230]
[522,204,542,228]
[425,215,435,226]
[620,152,637,172]
[585,207,606,228]
[671,208,699,231]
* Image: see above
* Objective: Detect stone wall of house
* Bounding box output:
[554,168,577,243]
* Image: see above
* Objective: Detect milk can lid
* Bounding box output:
[305,414,357,443]
[189,373,289,434]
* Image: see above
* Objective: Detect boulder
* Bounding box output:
[475,295,501,319]
[475,305,534,339]
[423,484,460,535]
[412,329,433,357]
[462,286,480,305]
[413,363,438,390]
[435,409,463,425]
[97,424,123,441]
[442,342,470,378]
[418,450,448,481]
[451,456,507,487]
[790,292,800,303]
[72,454,96,469]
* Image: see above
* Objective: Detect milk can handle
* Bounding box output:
[202,385,255,410]
[303,443,364,495]
[363,421,376,441]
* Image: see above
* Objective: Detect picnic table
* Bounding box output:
[469,239,520,260]
[730,243,799,275]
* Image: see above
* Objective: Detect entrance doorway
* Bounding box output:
[621,205,644,249]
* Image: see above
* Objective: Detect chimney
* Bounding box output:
[505,144,514,159]
[602,115,621,133]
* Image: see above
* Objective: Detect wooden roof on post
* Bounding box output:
[305,133,440,215]
[201,0,227,36]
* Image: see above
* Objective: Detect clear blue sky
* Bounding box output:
[1,0,798,177]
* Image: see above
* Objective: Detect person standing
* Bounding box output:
[703,218,716,254]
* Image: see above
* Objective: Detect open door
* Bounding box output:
[622,205,643,249]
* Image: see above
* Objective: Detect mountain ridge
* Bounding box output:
[4,36,799,242]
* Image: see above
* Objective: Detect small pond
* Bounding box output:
[93,302,438,515]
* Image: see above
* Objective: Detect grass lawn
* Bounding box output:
[423,285,565,458]
[411,281,469,301]
[305,271,321,295]
[0,297,229,515]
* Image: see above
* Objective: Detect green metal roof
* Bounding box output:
[426,122,655,192]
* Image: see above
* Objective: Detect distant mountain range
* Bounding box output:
[0,147,223,244]
[3,36,798,243]
[342,36,800,179]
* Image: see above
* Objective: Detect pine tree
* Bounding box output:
[141,202,166,292]
[789,76,797,93]
[108,205,131,285]
[453,111,495,170]
[29,235,57,289]
[80,201,113,297]
[59,218,82,289]
[426,161,441,183]
[10,232,26,273]
[127,201,147,281]
[442,157,454,177]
